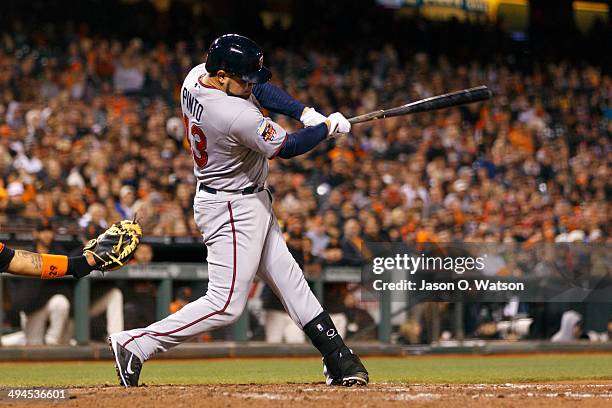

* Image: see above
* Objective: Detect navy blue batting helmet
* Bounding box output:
[205,34,271,84]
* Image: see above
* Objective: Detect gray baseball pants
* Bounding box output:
[112,188,323,361]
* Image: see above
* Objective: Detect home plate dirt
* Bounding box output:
[29,382,612,408]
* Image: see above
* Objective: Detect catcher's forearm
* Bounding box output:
[1,247,94,279]
[8,250,44,277]
[1,220,141,278]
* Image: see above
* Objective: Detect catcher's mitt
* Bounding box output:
[84,220,142,272]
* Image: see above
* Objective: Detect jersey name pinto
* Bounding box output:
[180,64,288,190]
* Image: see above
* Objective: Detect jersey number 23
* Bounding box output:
[183,114,208,167]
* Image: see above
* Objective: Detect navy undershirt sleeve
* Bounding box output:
[277,123,328,159]
[0,243,15,273]
[253,82,305,120]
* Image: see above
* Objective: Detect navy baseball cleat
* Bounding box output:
[323,348,369,387]
[108,335,142,387]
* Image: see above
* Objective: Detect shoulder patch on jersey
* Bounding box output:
[257,118,276,142]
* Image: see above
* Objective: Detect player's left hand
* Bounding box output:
[83,220,142,272]
[300,107,327,127]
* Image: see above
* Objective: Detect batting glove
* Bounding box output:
[326,112,351,137]
[300,107,327,127]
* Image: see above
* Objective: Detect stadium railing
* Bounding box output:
[0,264,393,345]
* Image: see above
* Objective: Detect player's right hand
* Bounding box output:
[325,112,351,137]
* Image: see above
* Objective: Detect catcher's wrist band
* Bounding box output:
[0,243,15,273]
[39,254,93,279]
[40,254,68,279]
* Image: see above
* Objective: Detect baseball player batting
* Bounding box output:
[108,34,369,387]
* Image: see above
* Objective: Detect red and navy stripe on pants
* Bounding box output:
[122,202,237,348]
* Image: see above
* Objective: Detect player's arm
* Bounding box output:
[231,105,350,160]
[275,124,328,159]
[0,242,96,279]
[276,113,351,159]
[253,83,326,126]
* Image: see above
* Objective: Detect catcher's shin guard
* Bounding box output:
[108,335,143,387]
[304,312,369,387]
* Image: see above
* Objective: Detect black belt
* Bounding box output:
[199,184,265,195]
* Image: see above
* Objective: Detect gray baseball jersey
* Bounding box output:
[112,65,323,361]
[180,63,288,190]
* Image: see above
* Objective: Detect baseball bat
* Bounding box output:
[347,85,492,125]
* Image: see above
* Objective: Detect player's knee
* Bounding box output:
[48,294,70,313]
[223,299,248,324]
[108,288,123,305]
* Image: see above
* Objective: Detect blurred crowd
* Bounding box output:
[0,18,610,344]
[0,26,609,248]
